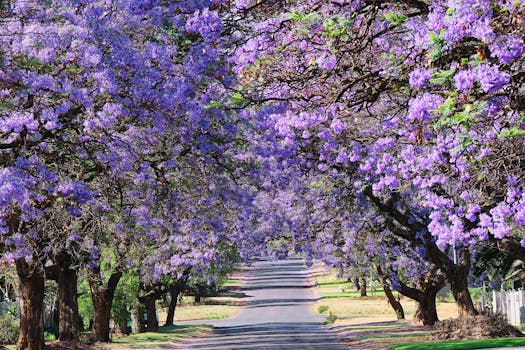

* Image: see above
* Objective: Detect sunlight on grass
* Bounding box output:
[389,337,525,350]
[108,325,211,349]
[313,269,458,324]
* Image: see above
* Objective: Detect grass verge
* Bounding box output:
[106,324,211,349]
[389,337,525,350]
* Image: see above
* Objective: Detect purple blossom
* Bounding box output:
[476,64,510,93]
[186,9,223,43]
[490,34,525,65]
[330,119,346,134]
[454,69,475,92]
[409,68,433,89]
[316,53,337,70]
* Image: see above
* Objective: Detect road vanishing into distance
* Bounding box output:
[176,259,345,350]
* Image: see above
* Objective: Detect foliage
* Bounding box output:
[0,313,19,345]
[77,277,94,331]
[44,331,56,342]
[112,271,139,332]
[317,305,329,313]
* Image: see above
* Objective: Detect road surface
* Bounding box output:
[175,259,344,349]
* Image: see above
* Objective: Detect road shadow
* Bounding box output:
[168,322,345,349]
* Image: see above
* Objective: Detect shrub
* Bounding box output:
[317,305,329,313]
[324,311,337,325]
[44,331,56,342]
[0,314,19,345]
[433,314,523,341]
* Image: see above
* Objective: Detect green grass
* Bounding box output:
[109,324,211,349]
[203,312,229,320]
[223,279,241,286]
[390,337,525,350]
[363,332,431,341]
[320,291,386,299]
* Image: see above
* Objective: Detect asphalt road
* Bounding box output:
[176,259,345,350]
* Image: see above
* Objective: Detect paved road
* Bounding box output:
[175,259,344,349]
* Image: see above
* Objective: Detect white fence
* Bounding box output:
[493,289,525,326]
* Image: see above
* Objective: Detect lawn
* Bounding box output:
[313,269,521,350]
[107,324,211,349]
[389,337,525,350]
[155,271,246,323]
[312,270,459,325]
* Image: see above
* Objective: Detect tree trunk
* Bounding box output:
[88,268,122,342]
[450,266,478,317]
[359,276,367,297]
[413,286,439,325]
[375,264,404,320]
[353,277,361,292]
[130,302,142,334]
[16,259,45,350]
[165,284,182,326]
[91,290,113,342]
[56,252,80,341]
[144,297,158,332]
[364,188,477,317]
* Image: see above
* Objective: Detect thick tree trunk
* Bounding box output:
[450,266,478,317]
[55,252,80,341]
[91,291,113,342]
[165,284,182,326]
[144,297,158,332]
[359,276,367,297]
[130,302,142,334]
[88,268,122,342]
[394,268,445,326]
[16,259,45,350]
[413,287,439,325]
[375,265,404,320]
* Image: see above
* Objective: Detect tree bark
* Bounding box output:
[139,283,165,332]
[91,290,113,341]
[359,276,367,297]
[52,251,80,341]
[375,264,404,320]
[16,259,45,350]
[165,281,184,326]
[88,267,122,342]
[413,286,439,325]
[144,296,158,332]
[130,301,142,334]
[449,251,478,317]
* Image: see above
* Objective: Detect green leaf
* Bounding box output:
[429,69,455,85]
[228,92,245,106]
[204,100,223,109]
[385,12,409,27]
[498,127,525,138]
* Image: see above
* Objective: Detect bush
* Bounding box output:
[324,311,337,325]
[45,325,59,339]
[434,314,523,341]
[317,305,329,313]
[44,331,56,342]
[0,314,19,345]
